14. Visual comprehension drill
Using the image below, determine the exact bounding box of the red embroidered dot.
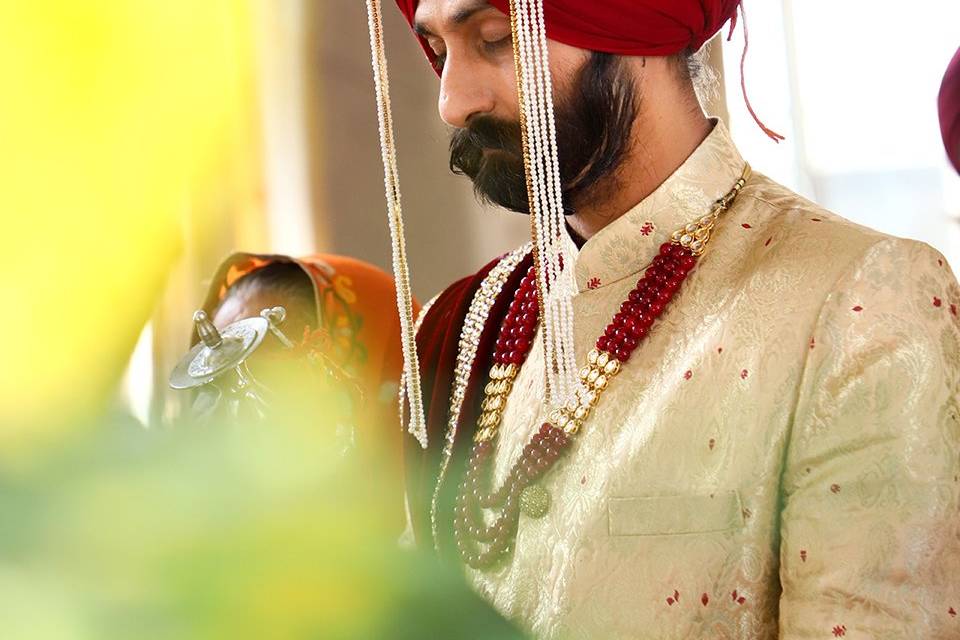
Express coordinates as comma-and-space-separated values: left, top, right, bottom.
764, 237, 772, 247
588, 277, 601, 290
741, 223, 752, 229
949, 607, 956, 617
933, 296, 943, 308
852, 305, 863, 312
809, 337, 816, 350
640, 221, 654, 236
740, 369, 749, 379
939, 258, 944, 267
684, 370, 693, 380
951, 304, 958, 316
701, 593, 709, 606
832, 625, 847, 637
718, 347, 723, 354
830, 484, 841, 494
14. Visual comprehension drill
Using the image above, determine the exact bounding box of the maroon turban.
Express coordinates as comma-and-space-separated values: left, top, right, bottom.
396, 0, 741, 65
939, 47, 960, 174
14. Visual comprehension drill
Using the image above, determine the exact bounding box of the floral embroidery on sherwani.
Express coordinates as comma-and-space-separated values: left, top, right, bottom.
450, 121, 960, 639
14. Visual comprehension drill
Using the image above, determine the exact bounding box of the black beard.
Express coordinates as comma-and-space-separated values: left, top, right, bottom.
448, 52, 639, 215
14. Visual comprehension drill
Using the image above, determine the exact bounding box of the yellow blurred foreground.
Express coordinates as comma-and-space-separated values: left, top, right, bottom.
0, 0, 254, 448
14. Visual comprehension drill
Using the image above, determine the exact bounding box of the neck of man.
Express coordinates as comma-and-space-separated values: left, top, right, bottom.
565, 76, 713, 242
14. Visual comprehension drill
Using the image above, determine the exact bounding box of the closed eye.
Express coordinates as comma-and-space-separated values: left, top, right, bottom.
483, 35, 512, 54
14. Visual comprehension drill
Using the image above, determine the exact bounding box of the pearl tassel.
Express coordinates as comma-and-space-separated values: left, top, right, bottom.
511, 0, 580, 408
365, 0, 427, 448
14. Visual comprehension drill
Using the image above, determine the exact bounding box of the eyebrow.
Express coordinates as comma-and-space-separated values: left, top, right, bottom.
414, 0, 492, 38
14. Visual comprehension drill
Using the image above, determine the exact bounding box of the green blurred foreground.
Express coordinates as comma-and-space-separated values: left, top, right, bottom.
0, 408, 526, 640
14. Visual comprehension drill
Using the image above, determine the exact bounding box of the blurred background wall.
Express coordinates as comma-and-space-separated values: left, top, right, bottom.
125, 0, 960, 426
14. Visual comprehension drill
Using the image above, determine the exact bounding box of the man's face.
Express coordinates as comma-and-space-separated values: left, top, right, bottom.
414, 0, 587, 128
414, 0, 636, 214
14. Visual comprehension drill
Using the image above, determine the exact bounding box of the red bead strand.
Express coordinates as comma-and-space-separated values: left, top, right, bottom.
455, 243, 699, 569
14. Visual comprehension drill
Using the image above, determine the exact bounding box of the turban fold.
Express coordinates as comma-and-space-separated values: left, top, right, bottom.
395, 0, 741, 67
939, 47, 960, 174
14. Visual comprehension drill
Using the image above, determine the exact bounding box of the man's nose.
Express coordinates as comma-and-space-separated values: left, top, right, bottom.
438, 56, 496, 129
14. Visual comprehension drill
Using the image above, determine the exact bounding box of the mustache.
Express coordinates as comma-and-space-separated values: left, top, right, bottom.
448, 116, 531, 213
450, 116, 523, 155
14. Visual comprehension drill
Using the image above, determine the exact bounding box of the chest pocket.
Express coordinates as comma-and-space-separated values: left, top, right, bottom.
607, 490, 745, 536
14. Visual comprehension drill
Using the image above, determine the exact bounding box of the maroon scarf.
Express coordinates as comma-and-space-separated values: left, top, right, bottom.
406, 252, 534, 558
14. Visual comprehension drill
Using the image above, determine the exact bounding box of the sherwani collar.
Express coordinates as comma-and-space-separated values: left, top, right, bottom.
571, 119, 745, 293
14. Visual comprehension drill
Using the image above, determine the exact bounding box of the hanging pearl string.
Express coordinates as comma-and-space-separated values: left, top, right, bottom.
532, 0, 579, 403
365, 0, 426, 448
512, 0, 580, 408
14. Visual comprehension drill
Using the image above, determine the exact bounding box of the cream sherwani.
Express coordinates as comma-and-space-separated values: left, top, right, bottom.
459, 122, 960, 638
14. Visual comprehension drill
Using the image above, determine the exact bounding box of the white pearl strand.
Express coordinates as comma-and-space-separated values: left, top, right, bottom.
365, 0, 426, 448
514, 0, 580, 408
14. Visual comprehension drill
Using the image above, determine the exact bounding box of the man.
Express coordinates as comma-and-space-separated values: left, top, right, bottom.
385, 1, 960, 638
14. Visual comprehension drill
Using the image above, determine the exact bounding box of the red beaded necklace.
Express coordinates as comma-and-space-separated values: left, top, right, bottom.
453, 166, 750, 569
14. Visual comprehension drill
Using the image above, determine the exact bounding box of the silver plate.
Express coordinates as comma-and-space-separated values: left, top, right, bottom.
169, 317, 269, 389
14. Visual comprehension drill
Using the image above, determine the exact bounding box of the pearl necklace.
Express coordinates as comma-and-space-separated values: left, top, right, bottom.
453, 166, 751, 569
